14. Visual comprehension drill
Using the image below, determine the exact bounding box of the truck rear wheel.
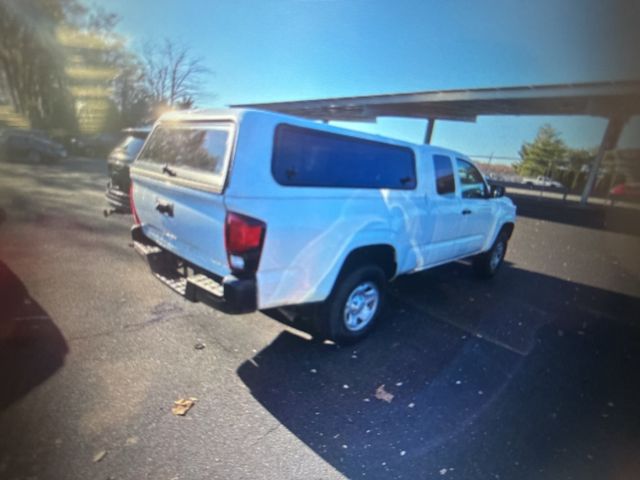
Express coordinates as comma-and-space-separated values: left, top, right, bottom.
315, 265, 387, 344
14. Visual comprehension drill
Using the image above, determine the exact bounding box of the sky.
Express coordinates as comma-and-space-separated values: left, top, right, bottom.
104, 0, 640, 163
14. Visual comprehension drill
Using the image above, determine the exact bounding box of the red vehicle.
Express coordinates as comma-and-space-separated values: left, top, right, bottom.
609, 182, 640, 204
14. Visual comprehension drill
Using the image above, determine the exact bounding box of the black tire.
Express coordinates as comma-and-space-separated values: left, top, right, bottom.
314, 265, 387, 344
473, 230, 509, 278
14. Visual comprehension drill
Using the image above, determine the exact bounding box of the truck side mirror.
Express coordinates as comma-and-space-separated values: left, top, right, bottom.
490, 185, 505, 198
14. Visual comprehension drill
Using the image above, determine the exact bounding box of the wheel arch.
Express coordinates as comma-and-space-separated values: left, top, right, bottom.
500, 222, 515, 239
482, 220, 515, 253
337, 244, 397, 283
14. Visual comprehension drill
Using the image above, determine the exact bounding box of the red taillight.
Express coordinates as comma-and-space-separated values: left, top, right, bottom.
129, 184, 140, 225
225, 212, 266, 275
225, 212, 264, 253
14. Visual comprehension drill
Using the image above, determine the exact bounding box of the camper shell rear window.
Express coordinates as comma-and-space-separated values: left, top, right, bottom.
134, 122, 234, 192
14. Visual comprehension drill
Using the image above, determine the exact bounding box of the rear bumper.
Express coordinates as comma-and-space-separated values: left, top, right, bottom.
131, 225, 257, 314
106, 182, 131, 211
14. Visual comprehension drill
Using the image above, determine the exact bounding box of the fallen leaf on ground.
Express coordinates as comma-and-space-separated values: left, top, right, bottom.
375, 385, 394, 403
172, 397, 197, 416
93, 450, 107, 463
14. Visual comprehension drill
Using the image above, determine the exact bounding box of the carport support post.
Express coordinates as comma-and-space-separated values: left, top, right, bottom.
580, 115, 627, 205
424, 118, 435, 144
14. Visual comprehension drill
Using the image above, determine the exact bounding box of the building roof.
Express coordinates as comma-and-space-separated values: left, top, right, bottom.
232, 80, 640, 123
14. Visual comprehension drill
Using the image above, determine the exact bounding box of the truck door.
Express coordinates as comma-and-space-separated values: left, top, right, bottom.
421, 154, 465, 267
455, 157, 495, 256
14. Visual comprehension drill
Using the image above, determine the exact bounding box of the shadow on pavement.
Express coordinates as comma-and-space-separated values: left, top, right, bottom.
239, 264, 640, 479
392, 261, 640, 354
0, 260, 68, 411
510, 193, 640, 237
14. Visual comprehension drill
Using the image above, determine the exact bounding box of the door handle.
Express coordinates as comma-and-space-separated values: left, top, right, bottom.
162, 164, 176, 177
155, 200, 174, 217
462, 209, 472, 215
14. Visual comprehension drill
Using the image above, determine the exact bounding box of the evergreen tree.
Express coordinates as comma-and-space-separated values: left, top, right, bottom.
516, 124, 568, 177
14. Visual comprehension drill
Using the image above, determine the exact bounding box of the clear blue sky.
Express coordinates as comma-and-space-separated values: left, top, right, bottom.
105, 0, 640, 163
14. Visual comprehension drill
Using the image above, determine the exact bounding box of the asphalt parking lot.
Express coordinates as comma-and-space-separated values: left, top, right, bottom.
1, 156, 639, 480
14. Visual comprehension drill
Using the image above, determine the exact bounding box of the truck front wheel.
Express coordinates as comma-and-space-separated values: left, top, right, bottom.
473, 231, 509, 278
315, 265, 387, 344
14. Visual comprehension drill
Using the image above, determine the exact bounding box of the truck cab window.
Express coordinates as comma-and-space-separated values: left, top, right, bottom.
433, 154, 455, 197
456, 158, 488, 199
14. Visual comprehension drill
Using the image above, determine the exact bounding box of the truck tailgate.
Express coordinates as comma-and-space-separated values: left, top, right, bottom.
132, 175, 230, 276
129, 121, 235, 277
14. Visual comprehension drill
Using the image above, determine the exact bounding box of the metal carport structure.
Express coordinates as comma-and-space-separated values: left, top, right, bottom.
232, 80, 640, 204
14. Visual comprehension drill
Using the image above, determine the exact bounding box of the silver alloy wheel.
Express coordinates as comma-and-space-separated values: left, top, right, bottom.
343, 281, 379, 332
490, 240, 505, 271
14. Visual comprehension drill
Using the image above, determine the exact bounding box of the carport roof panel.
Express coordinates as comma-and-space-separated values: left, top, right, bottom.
231, 80, 640, 122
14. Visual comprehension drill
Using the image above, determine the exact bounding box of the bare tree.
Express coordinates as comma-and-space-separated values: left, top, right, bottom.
111, 53, 150, 126
142, 39, 210, 110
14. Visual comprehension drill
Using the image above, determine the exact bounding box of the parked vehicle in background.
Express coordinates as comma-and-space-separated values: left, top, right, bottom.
609, 181, 640, 204
522, 175, 565, 189
70, 132, 122, 158
105, 127, 151, 212
130, 109, 516, 344
0, 129, 67, 163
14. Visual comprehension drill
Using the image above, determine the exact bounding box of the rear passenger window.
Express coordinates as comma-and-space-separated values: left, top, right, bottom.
272, 124, 416, 190
433, 154, 455, 196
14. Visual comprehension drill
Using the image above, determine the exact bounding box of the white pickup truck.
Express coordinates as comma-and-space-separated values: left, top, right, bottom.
130, 109, 516, 343
522, 175, 565, 189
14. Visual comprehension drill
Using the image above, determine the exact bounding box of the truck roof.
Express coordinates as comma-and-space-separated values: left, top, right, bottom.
157, 108, 468, 161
